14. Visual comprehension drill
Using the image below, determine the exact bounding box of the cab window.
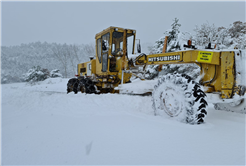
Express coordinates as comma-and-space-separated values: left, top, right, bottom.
127, 33, 135, 55
102, 33, 110, 52
111, 31, 123, 56
97, 38, 102, 63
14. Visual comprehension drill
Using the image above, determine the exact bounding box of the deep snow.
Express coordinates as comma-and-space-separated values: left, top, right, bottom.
1, 78, 245, 165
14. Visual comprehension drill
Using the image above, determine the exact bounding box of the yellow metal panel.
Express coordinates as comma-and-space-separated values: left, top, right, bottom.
91, 59, 96, 74
77, 63, 82, 76
200, 63, 221, 92
182, 51, 192, 62
117, 70, 132, 84
221, 90, 233, 99
147, 52, 182, 65
221, 51, 235, 98
146, 50, 220, 65
212, 65, 221, 92
203, 51, 220, 65
96, 57, 103, 74
115, 58, 122, 71
201, 63, 216, 83
182, 50, 220, 65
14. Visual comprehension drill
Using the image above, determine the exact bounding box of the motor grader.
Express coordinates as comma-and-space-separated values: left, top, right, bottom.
67, 26, 246, 124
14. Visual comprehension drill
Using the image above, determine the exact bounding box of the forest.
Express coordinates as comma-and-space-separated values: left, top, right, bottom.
1, 19, 245, 84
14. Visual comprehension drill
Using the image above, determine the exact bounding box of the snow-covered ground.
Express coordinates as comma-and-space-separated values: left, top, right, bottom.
1, 78, 245, 165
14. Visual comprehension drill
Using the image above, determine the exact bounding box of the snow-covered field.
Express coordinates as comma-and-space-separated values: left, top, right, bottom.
1, 78, 245, 165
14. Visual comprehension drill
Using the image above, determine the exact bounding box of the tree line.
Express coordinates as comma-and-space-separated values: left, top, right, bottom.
1, 19, 245, 83
1, 42, 95, 83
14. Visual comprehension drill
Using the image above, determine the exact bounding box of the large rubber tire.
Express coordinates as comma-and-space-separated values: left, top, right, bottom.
214, 99, 246, 114
77, 78, 86, 93
67, 78, 79, 94
152, 74, 208, 124
84, 78, 96, 94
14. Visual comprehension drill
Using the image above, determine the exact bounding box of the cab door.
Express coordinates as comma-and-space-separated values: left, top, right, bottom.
101, 33, 110, 72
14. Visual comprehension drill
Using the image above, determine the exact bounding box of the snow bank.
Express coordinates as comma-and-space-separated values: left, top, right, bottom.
116, 78, 158, 94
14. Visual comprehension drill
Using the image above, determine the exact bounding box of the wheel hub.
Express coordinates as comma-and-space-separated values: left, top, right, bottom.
161, 87, 182, 117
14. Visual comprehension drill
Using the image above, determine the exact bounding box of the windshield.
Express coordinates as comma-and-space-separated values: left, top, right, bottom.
111, 31, 123, 56
111, 31, 135, 56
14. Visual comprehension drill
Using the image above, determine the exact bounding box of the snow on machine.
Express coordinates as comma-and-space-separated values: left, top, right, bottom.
67, 26, 246, 124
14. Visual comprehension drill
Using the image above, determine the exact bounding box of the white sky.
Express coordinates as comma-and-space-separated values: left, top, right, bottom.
1, 1, 245, 46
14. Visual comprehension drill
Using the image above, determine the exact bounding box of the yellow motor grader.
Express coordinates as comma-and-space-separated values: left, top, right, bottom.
67, 26, 246, 124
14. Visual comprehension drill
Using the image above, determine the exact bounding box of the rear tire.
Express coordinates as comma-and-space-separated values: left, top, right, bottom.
84, 78, 96, 94
77, 77, 86, 93
67, 78, 79, 94
152, 74, 208, 124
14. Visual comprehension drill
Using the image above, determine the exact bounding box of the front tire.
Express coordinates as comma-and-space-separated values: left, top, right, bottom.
152, 74, 208, 124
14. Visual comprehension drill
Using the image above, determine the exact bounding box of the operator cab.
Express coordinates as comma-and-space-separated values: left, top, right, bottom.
111, 30, 135, 56
95, 27, 136, 73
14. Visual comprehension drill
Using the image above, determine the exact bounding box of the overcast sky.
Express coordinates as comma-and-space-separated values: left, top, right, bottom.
1, 1, 245, 47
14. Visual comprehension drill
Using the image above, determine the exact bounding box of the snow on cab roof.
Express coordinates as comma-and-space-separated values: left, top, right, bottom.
95, 26, 136, 38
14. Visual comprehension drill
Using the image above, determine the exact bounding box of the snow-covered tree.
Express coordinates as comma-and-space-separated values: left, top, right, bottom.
228, 21, 246, 49
150, 18, 181, 54
228, 21, 246, 38
216, 26, 231, 49
193, 21, 246, 49
2, 20, 245, 84
144, 65, 159, 80
147, 18, 199, 80
194, 22, 218, 46
23, 66, 49, 83
167, 18, 181, 42
50, 69, 63, 78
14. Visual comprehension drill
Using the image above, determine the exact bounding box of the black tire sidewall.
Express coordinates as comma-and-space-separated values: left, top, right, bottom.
152, 74, 207, 124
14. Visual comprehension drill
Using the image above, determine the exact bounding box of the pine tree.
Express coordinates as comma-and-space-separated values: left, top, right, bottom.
168, 18, 181, 44
150, 18, 182, 54
147, 18, 200, 80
